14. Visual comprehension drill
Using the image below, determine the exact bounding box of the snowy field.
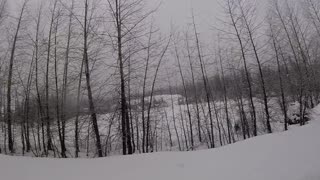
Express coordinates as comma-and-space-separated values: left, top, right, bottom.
0, 94, 293, 157
0, 94, 310, 157
1, 104, 320, 180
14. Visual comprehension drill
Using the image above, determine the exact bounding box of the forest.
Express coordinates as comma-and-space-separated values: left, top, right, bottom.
0, 0, 319, 159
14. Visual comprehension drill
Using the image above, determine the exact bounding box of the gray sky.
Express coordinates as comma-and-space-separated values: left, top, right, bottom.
148, 0, 270, 46
150, 0, 222, 37
8, 0, 268, 36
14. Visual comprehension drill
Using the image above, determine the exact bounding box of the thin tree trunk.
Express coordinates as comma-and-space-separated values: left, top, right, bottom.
174, 40, 194, 149
179, 104, 188, 150
34, 4, 45, 155
167, 74, 181, 151
6, 0, 27, 153
83, 0, 103, 157
75, 57, 84, 158
269, 23, 288, 131
218, 49, 232, 143
186, 33, 202, 143
141, 23, 154, 153
145, 37, 171, 152
45, 0, 59, 153
61, 0, 74, 158
114, 0, 132, 155
53, 15, 67, 158
164, 109, 173, 148
128, 55, 135, 153
23, 51, 35, 153
192, 13, 215, 148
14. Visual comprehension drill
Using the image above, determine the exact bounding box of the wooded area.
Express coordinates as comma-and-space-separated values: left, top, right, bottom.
0, 0, 319, 158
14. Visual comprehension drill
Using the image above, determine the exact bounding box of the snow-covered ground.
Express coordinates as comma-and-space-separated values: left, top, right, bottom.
0, 95, 310, 157
1, 104, 320, 180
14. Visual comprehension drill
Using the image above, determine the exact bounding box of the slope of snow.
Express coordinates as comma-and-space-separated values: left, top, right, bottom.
1, 106, 320, 180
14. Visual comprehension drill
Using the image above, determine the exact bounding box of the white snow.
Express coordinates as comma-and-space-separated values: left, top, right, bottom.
1, 105, 320, 180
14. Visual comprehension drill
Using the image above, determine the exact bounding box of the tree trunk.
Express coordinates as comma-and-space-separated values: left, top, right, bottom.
192, 13, 215, 148
269, 23, 288, 131
83, 0, 103, 157
186, 33, 202, 143
6, 0, 27, 153
174, 40, 194, 149
167, 74, 181, 151
218, 49, 232, 143
145, 37, 171, 152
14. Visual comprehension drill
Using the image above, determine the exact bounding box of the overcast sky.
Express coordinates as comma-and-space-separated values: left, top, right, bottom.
151, 0, 221, 30
147, 0, 226, 41
8, 0, 269, 36
151, 0, 269, 35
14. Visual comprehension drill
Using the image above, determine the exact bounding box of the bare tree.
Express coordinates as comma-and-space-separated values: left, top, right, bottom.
268, 17, 288, 131
174, 37, 194, 149
237, 0, 272, 133
224, 0, 257, 136
167, 71, 181, 151
44, 0, 59, 154
145, 36, 171, 152
83, 0, 103, 157
218, 46, 232, 143
59, 0, 75, 158
272, 0, 307, 126
185, 32, 202, 143
6, 0, 28, 154
107, 0, 157, 154
141, 22, 155, 153
192, 12, 215, 148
